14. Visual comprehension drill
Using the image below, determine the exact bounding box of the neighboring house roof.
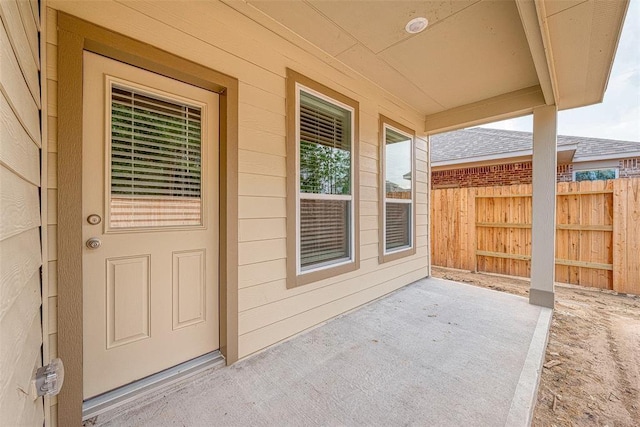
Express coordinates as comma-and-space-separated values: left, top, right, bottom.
571, 135, 640, 161
431, 128, 640, 167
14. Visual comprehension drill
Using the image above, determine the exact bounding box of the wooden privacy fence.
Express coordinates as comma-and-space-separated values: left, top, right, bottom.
431, 178, 640, 295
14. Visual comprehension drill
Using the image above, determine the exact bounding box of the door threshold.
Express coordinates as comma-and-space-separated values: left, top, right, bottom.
82, 351, 225, 421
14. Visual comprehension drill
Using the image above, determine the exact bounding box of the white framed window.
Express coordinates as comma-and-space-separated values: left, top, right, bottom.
286, 69, 360, 288
573, 168, 619, 181
379, 116, 416, 263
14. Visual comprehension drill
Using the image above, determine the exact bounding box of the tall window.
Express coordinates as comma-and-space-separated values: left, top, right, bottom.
286, 69, 359, 288
379, 116, 415, 263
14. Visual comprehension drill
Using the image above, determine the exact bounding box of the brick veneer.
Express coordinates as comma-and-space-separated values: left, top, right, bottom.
620, 158, 640, 178
431, 157, 640, 188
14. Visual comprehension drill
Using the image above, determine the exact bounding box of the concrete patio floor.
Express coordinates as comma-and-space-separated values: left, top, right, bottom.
92, 277, 552, 427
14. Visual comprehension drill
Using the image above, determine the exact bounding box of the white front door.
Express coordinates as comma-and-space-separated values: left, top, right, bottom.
82, 52, 219, 399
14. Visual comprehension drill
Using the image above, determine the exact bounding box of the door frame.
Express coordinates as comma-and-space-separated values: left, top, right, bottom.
56, 12, 239, 426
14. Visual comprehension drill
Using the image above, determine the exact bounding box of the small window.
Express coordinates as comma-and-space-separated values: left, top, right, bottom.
573, 168, 618, 181
379, 116, 416, 263
108, 82, 205, 229
286, 69, 359, 288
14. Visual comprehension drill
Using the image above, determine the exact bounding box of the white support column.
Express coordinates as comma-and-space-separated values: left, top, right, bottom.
530, 105, 557, 308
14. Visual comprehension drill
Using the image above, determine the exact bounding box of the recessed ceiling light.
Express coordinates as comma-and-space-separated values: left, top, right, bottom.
405, 17, 429, 34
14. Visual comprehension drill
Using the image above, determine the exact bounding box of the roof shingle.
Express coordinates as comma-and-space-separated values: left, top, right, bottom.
431, 128, 640, 163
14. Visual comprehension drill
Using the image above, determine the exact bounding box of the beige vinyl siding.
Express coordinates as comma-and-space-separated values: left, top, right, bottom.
46, 0, 429, 392
42, 8, 59, 423
0, 0, 44, 426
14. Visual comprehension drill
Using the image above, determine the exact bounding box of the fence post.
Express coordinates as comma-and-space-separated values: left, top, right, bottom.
613, 178, 640, 294
613, 179, 623, 292
470, 188, 477, 272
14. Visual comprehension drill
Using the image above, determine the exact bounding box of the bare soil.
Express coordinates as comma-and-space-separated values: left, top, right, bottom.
431, 266, 640, 427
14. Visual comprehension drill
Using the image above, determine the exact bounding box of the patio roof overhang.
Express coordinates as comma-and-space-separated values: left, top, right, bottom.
221, 0, 628, 310
223, 0, 629, 134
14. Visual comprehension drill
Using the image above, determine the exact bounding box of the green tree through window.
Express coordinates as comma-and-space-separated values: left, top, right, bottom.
300, 142, 350, 195
574, 169, 617, 181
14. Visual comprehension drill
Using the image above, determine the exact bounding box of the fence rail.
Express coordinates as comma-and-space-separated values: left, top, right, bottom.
430, 178, 640, 295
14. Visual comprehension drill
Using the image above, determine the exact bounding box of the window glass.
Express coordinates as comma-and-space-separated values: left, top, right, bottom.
385, 128, 412, 199
298, 90, 353, 270
574, 169, 617, 181
300, 199, 350, 268
299, 91, 351, 195
109, 84, 203, 228
385, 203, 411, 251
384, 125, 413, 252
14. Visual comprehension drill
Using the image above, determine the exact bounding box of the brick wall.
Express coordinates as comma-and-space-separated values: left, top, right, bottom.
557, 164, 573, 182
620, 157, 640, 178
431, 157, 640, 188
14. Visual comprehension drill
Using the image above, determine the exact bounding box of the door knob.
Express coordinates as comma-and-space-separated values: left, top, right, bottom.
86, 238, 102, 249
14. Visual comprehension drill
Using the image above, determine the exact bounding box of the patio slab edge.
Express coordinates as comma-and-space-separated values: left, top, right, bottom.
505, 306, 553, 427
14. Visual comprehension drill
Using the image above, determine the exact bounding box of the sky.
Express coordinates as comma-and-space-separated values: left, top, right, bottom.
386, 139, 412, 189
480, 0, 640, 142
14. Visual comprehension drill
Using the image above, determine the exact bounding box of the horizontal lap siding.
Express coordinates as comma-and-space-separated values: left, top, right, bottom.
239, 267, 427, 356
44, 8, 60, 423
46, 0, 429, 374
0, 0, 43, 425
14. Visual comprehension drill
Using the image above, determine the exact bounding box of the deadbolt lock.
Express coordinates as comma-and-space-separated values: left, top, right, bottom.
87, 214, 102, 225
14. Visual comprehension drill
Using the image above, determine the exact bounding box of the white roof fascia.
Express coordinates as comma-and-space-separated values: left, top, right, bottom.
432, 144, 577, 168
516, 0, 555, 105
432, 155, 533, 171
572, 159, 621, 170
533, 0, 560, 104
432, 149, 534, 167
574, 152, 640, 163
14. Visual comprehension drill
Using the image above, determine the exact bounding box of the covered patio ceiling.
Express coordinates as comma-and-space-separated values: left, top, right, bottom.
224, 0, 629, 133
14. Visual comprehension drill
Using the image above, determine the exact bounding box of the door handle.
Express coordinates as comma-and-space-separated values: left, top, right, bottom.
86, 238, 102, 250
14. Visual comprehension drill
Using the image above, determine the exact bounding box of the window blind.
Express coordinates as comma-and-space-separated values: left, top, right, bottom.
299, 102, 349, 151
385, 202, 411, 250
299, 91, 351, 195
111, 86, 202, 198
109, 85, 203, 228
298, 90, 353, 270
300, 199, 350, 268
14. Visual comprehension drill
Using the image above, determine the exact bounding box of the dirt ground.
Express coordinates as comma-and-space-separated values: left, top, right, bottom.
431, 266, 640, 427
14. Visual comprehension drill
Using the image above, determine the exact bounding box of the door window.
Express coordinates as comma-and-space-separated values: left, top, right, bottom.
109, 82, 204, 229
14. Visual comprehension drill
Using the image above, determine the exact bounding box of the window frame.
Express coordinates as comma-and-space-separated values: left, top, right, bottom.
286, 69, 360, 289
572, 167, 619, 181
378, 115, 416, 264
